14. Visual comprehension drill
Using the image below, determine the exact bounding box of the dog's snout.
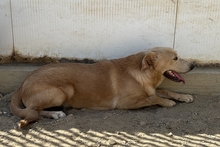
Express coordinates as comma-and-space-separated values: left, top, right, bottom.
190, 64, 195, 70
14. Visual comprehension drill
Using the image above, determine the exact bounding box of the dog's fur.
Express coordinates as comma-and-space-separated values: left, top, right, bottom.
10, 47, 195, 128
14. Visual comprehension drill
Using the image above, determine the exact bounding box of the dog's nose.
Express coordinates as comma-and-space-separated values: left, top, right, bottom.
190, 64, 195, 70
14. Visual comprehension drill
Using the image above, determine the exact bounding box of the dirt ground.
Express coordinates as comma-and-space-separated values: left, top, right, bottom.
0, 93, 220, 147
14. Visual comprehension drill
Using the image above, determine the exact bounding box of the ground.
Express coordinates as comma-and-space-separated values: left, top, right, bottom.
0, 93, 220, 147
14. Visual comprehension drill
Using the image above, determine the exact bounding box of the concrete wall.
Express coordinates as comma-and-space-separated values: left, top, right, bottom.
1, 0, 220, 62
174, 0, 220, 63
0, 0, 13, 57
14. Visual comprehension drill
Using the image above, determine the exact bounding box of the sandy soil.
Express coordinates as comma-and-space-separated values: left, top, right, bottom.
0, 93, 220, 147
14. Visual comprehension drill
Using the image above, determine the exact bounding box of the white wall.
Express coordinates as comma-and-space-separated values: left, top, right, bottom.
1, 0, 220, 62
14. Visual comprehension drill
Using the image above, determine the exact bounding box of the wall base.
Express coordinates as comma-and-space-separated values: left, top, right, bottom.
0, 64, 219, 95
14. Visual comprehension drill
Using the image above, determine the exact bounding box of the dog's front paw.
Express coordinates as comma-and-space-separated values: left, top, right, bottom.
176, 94, 194, 103
162, 99, 176, 107
183, 94, 194, 103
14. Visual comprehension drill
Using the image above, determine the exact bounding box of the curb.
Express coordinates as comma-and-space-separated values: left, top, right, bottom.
0, 64, 219, 95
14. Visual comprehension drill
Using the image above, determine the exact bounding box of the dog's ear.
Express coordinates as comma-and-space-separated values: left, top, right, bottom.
141, 51, 158, 71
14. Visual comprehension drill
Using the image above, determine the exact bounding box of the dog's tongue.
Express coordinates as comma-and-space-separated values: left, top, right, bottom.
173, 72, 185, 84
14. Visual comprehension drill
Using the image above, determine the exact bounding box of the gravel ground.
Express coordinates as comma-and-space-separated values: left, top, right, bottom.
0, 93, 220, 147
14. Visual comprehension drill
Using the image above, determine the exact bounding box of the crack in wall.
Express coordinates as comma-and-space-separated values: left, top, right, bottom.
9, 0, 15, 56
173, 0, 179, 49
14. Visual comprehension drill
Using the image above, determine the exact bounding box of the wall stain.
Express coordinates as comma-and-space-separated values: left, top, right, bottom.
0, 51, 96, 64
0, 51, 220, 67
190, 60, 220, 67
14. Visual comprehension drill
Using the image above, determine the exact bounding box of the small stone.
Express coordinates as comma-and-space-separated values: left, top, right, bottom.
67, 114, 73, 117
81, 108, 87, 111
108, 139, 117, 145
122, 140, 127, 144
167, 132, 173, 137
140, 121, 147, 126
116, 131, 121, 135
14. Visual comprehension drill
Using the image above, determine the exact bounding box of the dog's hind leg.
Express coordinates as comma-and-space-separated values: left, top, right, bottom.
38, 85, 75, 119
19, 86, 72, 128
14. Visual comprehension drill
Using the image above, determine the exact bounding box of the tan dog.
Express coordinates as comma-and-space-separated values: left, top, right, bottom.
10, 47, 195, 128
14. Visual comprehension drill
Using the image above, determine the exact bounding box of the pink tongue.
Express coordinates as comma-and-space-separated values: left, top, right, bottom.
173, 72, 185, 84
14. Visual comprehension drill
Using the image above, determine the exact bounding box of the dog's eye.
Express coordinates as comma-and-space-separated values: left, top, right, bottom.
173, 57, 178, 60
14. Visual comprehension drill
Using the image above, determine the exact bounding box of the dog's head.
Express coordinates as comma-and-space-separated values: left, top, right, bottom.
141, 47, 195, 84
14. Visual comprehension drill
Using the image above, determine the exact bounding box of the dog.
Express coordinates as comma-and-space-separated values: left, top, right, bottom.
10, 47, 195, 128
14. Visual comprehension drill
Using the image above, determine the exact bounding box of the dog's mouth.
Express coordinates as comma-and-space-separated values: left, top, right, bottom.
163, 70, 185, 84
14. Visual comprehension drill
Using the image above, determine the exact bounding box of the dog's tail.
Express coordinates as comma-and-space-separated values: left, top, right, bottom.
10, 88, 39, 128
